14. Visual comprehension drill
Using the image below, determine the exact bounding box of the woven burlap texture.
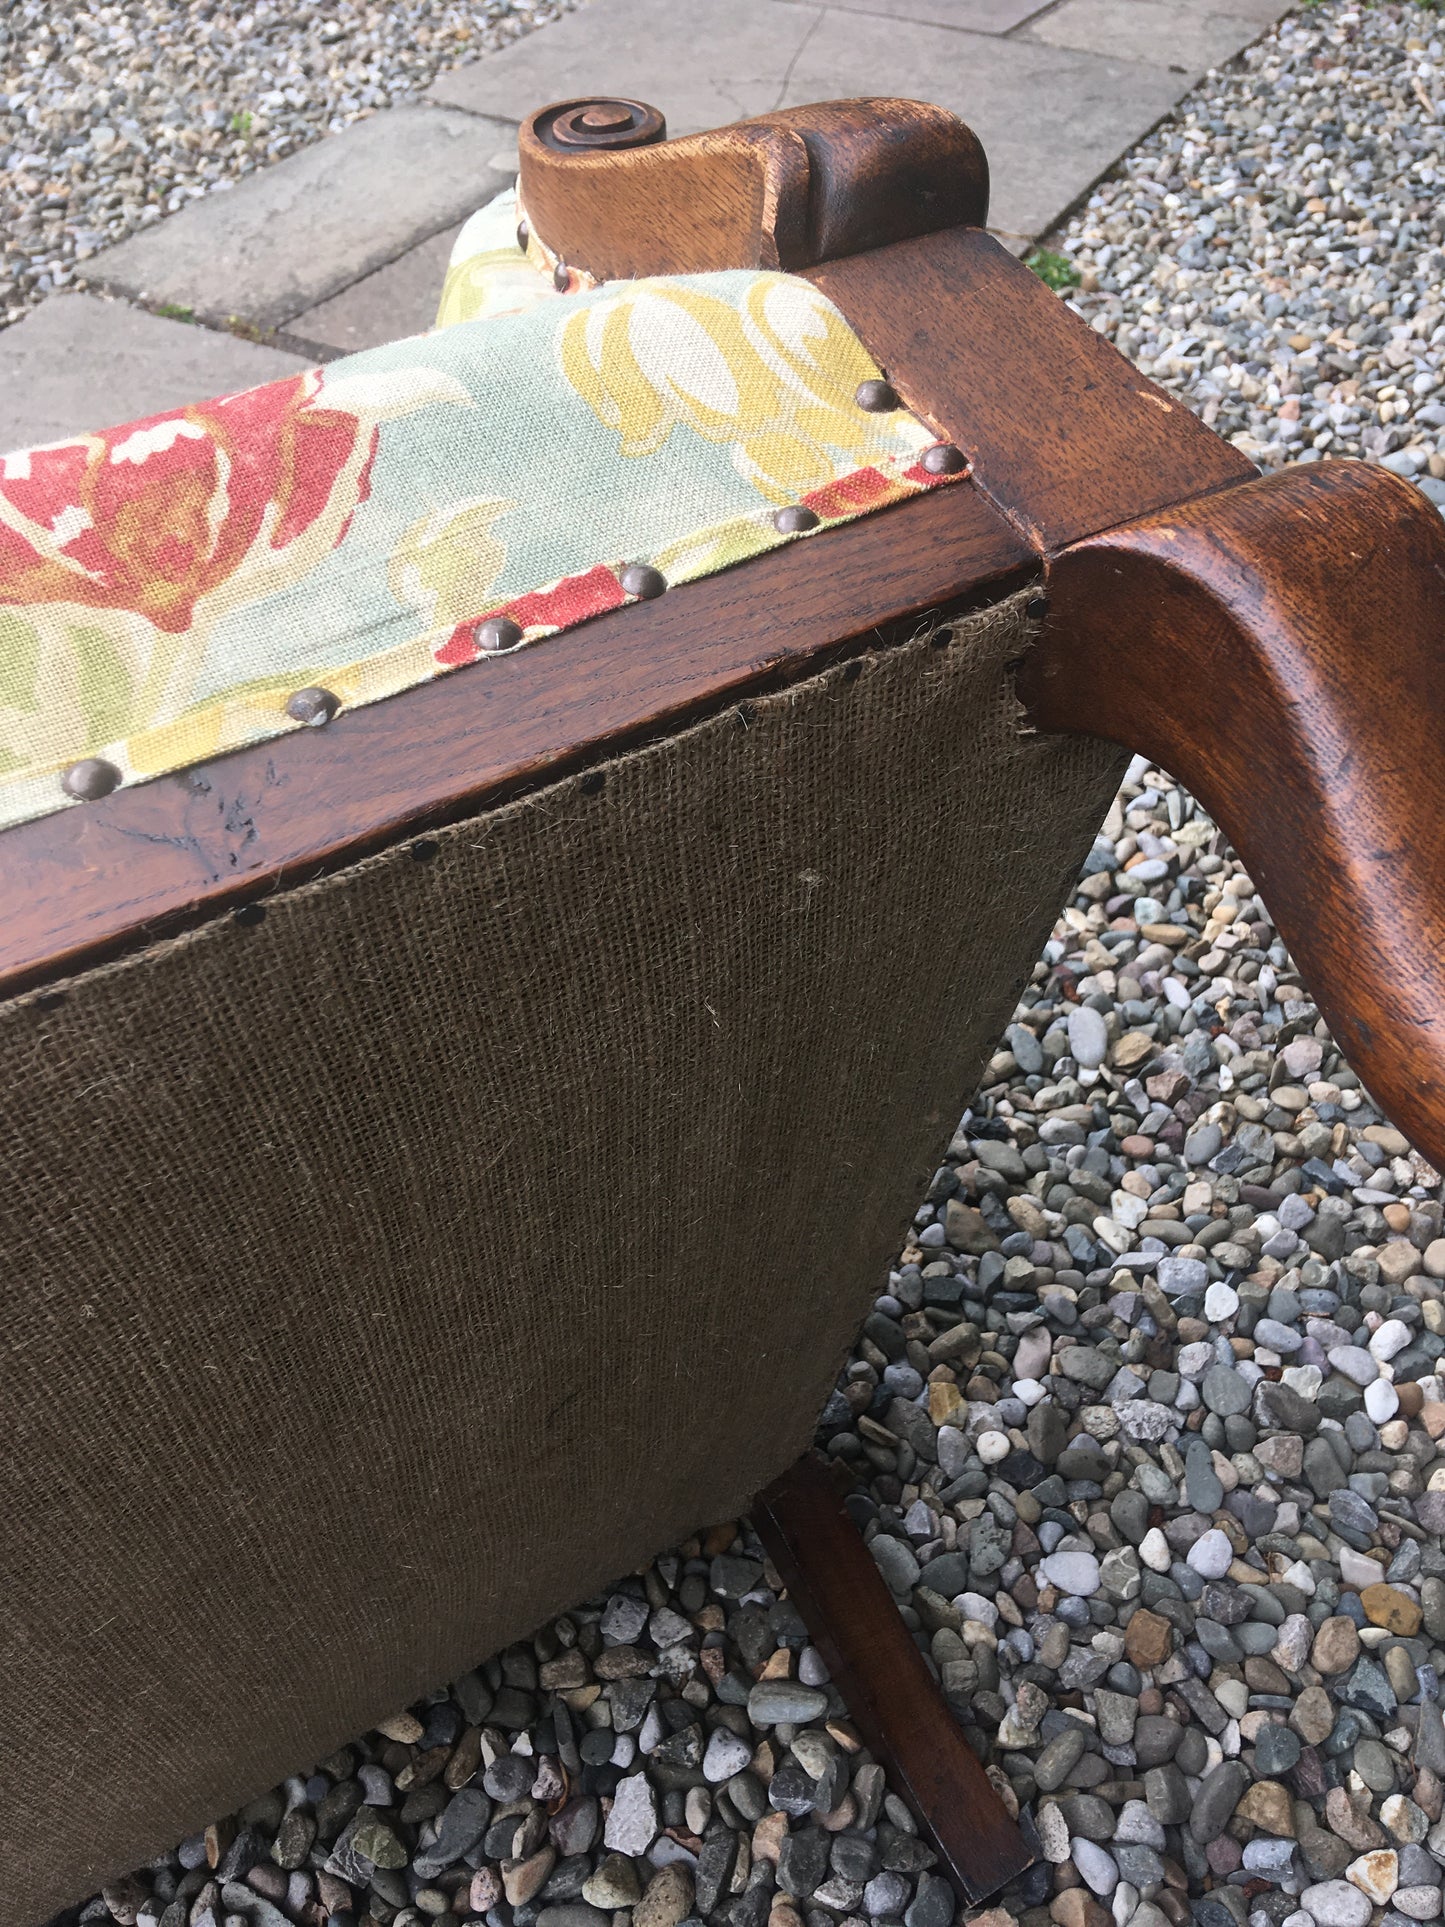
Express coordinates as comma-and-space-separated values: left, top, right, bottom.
0, 590, 1123, 1923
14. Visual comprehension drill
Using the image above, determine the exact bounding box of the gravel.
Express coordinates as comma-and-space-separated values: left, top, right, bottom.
0, 0, 577, 328
1054, 0, 1445, 508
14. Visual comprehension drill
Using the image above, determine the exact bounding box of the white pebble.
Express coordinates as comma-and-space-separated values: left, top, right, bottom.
1340, 1545, 1388, 1589
1273, 1613, 1312, 1671
1040, 1548, 1102, 1596
1186, 1529, 1233, 1579
1204, 1281, 1239, 1322
1365, 1377, 1400, 1424
1370, 1318, 1412, 1362
1302, 1880, 1374, 1927
1139, 1527, 1171, 1572
1071, 1838, 1118, 1897
976, 1430, 1011, 1465
1395, 1889, 1443, 1921
1036, 1802, 1071, 1863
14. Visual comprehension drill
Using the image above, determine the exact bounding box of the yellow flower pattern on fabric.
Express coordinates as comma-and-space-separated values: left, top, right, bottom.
435, 186, 581, 328
557, 274, 915, 503
388, 498, 512, 630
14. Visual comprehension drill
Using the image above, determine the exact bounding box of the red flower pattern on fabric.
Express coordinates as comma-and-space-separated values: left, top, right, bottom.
439, 564, 630, 666
0, 376, 374, 633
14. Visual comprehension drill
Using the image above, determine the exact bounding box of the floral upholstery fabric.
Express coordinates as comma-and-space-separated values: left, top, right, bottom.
436, 185, 589, 326
0, 194, 958, 832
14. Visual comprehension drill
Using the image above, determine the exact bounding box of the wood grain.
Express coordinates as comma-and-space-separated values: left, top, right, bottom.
1020, 459, 1445, 1173
518, 97, 987, 278
807, 226, 1253, 551
0, 481, 1031, 997
754, 1452, 1036, 1904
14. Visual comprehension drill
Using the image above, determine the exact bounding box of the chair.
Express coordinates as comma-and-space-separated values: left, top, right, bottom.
3, 95, 1443, 1926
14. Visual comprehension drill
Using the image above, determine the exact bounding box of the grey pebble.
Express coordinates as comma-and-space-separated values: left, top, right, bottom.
747, 1682, 829, 1727
1068, 1005, 1110, 1069
1202, 1364, 1252, 1416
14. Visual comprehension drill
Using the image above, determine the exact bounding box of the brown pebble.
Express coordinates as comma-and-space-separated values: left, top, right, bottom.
375, 1710, 425, 1744
1362, 1581, 1423, 1635
973, 1910, 1018, 1927
1051, 1889, 1110, 1927
1125, 1607, 1173, 1670
1398, 1380, 1425, 1417
818, 1792, 857, 1832
637, 1865, 696, 1927
318, 1875, 355, 1915
1311, 1615, 1360, 1674
1244, 1656, 1291, 1695
1291, 1685, 1335, 1746
446, 1725, 483, 1791
1236, 1780, 1295, 1835
1326, 1785, 1388, 1851
504, 1848, 557, 1906
752, 1813, 788, 1864
246, 1864, 289, 1903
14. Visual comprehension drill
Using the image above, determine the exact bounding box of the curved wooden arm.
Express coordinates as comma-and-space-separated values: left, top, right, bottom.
1019, 459, 1445, 1170
517, 96, 988, 278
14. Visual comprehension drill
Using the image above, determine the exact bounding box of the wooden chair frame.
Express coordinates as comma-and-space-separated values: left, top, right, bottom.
9, 96, 1445, 1907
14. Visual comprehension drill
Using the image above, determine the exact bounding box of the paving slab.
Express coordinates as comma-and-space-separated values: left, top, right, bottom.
1022, 0, 1272, 73
289, 224, 462, 357
88, 105, 517, 333
0, 295, 312, 451
1172, 0, 1293, 22
779, 11, 1194, 238
808, 0, 1057, 34
428, 0, 825, 137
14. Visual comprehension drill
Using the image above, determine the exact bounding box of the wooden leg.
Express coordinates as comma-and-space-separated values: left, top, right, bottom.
752, 1452, 1036, 1906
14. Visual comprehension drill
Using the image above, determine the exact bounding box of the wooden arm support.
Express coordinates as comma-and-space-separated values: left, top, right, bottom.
1020, 460, 1445, 1173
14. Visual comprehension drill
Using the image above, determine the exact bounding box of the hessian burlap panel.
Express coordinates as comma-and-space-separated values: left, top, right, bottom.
0, 590, 1124, 1921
